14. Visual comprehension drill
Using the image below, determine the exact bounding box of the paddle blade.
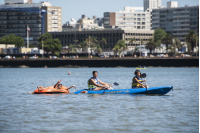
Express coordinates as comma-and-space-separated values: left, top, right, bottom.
113, 82, 119, 86
141, 73, 147, 78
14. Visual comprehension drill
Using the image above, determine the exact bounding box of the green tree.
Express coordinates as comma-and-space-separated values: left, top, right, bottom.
145, 38, 157, 54
84, 36, 99, 56
139, 39, 144, 57
52, 38, 62, 54
78, 42, 87, 57
95, 44, 102, 55
113, 40, 126, 56
172, 37, 181, 56
38, 33, 62, 55
178, 43, 185, 54
128, 37, 136, 51
29, 44, 36, 48
185, 30, 199, 53
0, 34, 24, 48
100, 38, 107, 49
162, 33, 173, 53
153, 28, 166, 43
130, 47, 139, 57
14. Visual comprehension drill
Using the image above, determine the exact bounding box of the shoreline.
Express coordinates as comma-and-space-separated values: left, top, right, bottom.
0, 58, 198, 68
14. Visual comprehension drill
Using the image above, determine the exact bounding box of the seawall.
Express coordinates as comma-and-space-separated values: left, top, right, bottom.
0, 58, 198, 67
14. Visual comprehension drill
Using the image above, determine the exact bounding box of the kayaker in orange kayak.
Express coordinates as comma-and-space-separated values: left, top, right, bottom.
27, 80, 76, 94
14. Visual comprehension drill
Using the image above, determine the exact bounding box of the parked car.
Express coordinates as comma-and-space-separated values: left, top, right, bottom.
51, 56, 57, 59
157, 54, 166, 57
29, 56, 37, 59
184, 54, 190, 57
68, 56, 76, 58
4, 55, 11, 59
99, 55, 109, 58
150, 55, 154, 57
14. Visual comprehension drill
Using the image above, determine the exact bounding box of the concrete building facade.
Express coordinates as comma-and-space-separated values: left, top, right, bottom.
152, 3, 199, 42
49, 29, 154, 51
0, 1, 62, 45
104, 7, 151, 30
144, 0, 161, 11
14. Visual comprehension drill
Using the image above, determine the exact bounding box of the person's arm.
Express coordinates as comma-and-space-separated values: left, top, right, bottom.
142, 80, 146, 82
91, 79, 104, 87
134, 78, 144, 85
99, 80, 113, 86
54, 79, 62, 88
66, 85, 76, 90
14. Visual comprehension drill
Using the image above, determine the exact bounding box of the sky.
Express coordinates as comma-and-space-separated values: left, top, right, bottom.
0, 0, 199, 24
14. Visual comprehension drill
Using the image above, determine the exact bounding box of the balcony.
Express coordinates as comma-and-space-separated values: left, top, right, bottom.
152, 12, 160, 15
173, 19, 190, 22
152, 25, 160, 27
152, 20, 160, 23
152, 16, 160, 19
173, 28, 190, 31
173, 32, 187, 35
173, 11, 190, 13
173, 15, 190, 18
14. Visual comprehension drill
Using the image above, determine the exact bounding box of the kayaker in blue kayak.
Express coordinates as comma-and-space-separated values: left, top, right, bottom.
132, 70, 147, 88
88, 71, 113, 90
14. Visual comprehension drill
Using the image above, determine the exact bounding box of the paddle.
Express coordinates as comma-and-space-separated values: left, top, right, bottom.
102, 82, 119, 93
112, 82, 119, 86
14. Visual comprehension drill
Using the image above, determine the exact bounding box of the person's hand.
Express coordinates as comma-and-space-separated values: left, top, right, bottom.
143, 80, 146, 82
58, 79, 62, 83
71, 85, 76, 88
109, 84, 113, 87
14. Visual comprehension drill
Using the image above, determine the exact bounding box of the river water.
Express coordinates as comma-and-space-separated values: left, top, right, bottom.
0, 68, 199, 133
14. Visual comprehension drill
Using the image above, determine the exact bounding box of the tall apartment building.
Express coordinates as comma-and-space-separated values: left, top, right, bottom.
104, 7, 151, 30
0, 1, 62, 45
152, 2, 199, 42
144, 0, 161, 11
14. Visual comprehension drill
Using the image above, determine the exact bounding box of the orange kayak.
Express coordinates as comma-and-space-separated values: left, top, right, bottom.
33, 86, 69, 94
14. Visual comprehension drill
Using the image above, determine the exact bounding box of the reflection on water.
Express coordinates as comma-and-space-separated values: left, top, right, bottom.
0, 68, 199, 133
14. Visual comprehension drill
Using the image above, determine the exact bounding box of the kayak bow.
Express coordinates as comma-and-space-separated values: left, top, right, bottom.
74, 86, 173, 95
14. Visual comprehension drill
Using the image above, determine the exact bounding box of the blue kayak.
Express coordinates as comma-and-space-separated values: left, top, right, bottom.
74, 86, 173, 95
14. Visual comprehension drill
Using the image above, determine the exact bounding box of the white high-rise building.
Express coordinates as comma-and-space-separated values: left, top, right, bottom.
144, 0, 161, 11
167, 1, 178, 8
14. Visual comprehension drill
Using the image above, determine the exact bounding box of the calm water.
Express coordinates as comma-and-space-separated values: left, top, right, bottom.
0, 68, 199, 133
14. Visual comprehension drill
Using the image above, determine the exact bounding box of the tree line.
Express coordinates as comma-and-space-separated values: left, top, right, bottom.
0, 29, 198, 56
128, 28, 199, 55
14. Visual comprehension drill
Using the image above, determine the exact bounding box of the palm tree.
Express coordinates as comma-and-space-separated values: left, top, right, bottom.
84, 36, 93, 57
95, 44, 102, 55
178, 43, 185, 54
113, 40, 126, 57
172, 37, 181, 56
145, 38, 157, 54
74, 39, 79, 47
185, 30, 199, 53
100, 38, 107, 50
128, 37, 136, 51
162, 33, 173, 53
78, 42, 87, 57
139, 39, 144, 57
